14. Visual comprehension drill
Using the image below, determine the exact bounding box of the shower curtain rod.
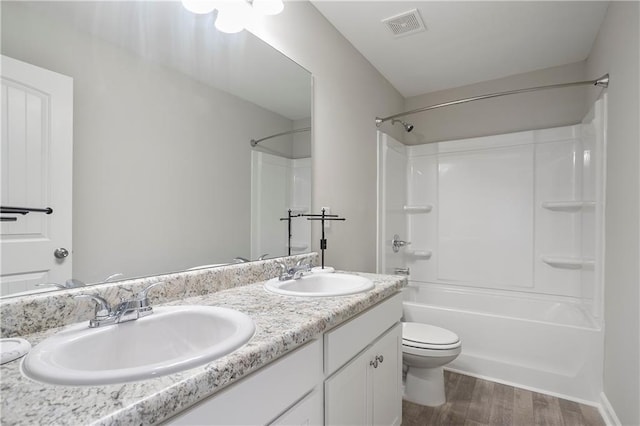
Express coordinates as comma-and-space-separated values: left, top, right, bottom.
250, 127, 311, 147
375, 74, 609, 126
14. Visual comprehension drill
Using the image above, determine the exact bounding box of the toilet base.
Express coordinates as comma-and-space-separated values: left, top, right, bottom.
404, 366, 446, 407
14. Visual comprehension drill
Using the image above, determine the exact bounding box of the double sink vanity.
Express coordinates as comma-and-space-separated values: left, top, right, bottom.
0, 254, 406, 425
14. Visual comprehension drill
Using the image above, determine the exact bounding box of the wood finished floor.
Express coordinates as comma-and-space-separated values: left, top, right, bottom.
402, 371, 605, 426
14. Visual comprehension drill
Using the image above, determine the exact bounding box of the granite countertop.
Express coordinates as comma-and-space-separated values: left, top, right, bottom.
0, 272, 405, 425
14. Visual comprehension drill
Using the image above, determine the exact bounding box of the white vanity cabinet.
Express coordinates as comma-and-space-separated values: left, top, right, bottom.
167, 292, 403, 426
324, 293, 403, 426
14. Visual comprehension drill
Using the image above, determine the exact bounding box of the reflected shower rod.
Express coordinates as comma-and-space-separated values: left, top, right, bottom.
375, 74, 609, 126
250, 127, 311, 147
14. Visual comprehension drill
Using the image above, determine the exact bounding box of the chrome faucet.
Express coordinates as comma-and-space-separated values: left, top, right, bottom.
276, 260, 312, 281
74, 281, 165, 328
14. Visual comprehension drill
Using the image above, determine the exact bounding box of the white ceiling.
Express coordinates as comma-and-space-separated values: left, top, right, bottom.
311, 1, 609, 97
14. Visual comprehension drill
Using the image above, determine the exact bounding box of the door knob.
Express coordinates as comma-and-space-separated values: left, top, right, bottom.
54, 247, 69, 259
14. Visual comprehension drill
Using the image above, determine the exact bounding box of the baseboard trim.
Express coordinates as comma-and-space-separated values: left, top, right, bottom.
598, 392, 621, 426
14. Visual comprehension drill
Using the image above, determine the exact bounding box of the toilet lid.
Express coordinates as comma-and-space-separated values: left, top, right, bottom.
402, 322, 459, 346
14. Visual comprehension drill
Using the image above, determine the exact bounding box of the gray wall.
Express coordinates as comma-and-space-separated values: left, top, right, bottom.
586, 2, 640, 424
248, 2, 405, 272
401, 60, 588, 144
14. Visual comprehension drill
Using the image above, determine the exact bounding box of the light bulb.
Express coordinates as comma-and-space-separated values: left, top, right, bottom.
252, 0, 284, 16
181, 0, 216, 14
215, 0, 252, 33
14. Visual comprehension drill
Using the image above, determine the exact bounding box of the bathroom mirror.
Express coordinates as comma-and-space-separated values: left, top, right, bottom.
0, 1, 312, 297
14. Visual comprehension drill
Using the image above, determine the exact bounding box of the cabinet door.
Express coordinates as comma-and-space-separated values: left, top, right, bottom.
324, 348, 371, 426
371, 323, 402, 426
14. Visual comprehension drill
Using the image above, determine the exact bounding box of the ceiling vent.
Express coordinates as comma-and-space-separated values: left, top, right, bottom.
382, 9, 426, 38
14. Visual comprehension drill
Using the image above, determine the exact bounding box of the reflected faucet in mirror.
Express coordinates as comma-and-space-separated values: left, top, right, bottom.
232, 254, 270, 262
35, 273, 124, 291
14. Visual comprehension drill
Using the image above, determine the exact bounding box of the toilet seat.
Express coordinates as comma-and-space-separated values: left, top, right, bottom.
402, 322, 462, 407
402, 322, 461, 350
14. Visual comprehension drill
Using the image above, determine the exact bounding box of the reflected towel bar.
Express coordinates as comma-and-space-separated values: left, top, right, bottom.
1, 206, 53, 221
1, 206, 53, 214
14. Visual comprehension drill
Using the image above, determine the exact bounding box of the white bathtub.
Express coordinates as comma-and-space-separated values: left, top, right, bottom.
402, 282, 603, 403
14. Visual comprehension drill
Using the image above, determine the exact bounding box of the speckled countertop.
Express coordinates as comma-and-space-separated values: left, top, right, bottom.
0, 271, 405, 425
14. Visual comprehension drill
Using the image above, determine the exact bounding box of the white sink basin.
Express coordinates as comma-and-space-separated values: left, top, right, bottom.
264, 273, 374, 297
21, 306, 255, 386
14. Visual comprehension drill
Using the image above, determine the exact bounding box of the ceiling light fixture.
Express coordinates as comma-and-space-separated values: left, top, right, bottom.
182, 0, 284, 34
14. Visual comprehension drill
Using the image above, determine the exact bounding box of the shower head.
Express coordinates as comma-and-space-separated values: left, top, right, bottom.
392, 119, 414, 132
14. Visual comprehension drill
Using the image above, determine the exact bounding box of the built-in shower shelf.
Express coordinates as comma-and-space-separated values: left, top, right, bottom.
408, 250, 432, 259
403, 205, 433, 213
541, 201, 596, 212
541, 256, 595, 270
290, 242, 309, 251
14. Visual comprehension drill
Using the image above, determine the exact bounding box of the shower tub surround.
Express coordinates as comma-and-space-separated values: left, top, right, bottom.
378, 96, 606, 404
0, 255, 406, 425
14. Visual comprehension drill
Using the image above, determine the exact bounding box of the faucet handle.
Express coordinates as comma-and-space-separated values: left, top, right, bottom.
103, 273, 123, 283
137, 281, 165, 300
74, 294, 112, 320
135, 281, 165, 315
295, 259, 313, 268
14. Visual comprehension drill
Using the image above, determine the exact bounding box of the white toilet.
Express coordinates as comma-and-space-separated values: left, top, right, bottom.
402, 322, 462, 407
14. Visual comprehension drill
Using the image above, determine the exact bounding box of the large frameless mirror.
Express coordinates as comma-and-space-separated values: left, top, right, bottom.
0, 1, 312, 298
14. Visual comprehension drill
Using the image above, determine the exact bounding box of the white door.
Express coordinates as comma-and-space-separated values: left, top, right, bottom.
1, 55, 73, 296
376, 131, 408, 275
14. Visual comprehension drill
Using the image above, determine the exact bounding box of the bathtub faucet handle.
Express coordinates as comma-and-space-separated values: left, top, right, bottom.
392, 234, 411, 253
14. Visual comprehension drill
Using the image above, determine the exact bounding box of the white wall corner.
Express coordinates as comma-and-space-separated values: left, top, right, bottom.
599, 392, 622, 426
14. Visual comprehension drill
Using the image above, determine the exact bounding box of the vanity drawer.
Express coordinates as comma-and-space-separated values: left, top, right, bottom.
323, 292, 402, 376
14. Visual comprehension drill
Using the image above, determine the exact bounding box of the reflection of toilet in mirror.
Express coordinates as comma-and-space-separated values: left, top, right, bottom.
402, 322, 462, 406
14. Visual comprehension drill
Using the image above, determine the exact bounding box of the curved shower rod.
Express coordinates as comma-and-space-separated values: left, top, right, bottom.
250, 127, 311, 147
375, 74, 609, 126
